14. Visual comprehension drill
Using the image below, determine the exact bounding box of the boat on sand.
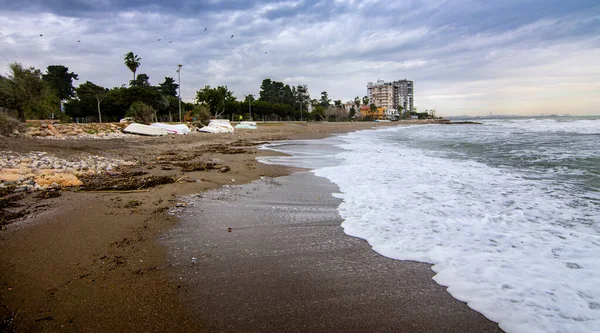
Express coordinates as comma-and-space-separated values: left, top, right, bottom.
235, 121, 257, 130
123, 123, 168, 136
197, 119, 235, 133
150, 123, 191, 135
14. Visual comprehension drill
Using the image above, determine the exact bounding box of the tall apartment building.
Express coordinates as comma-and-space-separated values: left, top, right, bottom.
367, 79, 394, 110
367, 79, 414, 114
393, 79, 414, 114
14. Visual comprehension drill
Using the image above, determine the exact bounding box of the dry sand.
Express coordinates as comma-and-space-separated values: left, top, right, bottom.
0, 121, 501, 332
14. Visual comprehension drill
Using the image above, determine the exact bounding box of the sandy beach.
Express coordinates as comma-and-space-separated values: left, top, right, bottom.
0, 121, 501, 332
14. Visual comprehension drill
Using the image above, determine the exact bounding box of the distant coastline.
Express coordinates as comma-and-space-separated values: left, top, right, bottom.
446, 114, 600, 121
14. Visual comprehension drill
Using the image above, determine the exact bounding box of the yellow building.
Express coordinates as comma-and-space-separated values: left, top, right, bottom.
359, 106, 386, 120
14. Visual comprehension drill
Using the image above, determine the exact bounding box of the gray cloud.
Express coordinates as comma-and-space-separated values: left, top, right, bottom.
1, 0, 599, 116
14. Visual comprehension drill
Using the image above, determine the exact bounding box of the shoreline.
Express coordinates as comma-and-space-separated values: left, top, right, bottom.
166, 170, 502, 332
0, 121, 501, 332
0, 122, 394, 332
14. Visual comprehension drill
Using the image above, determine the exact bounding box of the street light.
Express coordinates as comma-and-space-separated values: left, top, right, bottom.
177, 64, 182, 122
248, 95, 253, 120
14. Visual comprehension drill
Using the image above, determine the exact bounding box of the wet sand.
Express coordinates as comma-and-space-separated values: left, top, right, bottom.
0, 121, 502, 332
165, 172, 503, 332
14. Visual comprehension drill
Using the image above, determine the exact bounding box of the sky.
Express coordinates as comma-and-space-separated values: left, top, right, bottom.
0, 0, 599, 116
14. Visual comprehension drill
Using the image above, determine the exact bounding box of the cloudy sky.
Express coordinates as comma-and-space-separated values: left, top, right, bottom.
1, 0, 599, 116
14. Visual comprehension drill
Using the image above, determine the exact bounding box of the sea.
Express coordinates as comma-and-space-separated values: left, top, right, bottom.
258, 117, 600, 333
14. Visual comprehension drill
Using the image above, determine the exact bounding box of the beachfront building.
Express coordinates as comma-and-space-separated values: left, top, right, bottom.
366, 79, 414, 116
367, 80, 394, 110
358, 106, 386, 120
394, 79, 414, 116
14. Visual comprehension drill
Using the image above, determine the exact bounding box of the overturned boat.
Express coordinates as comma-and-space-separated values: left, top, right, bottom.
123, 123, 168, 136
235, 121, 257, 129
150, 123, 191, 135
197, 119, 234, 133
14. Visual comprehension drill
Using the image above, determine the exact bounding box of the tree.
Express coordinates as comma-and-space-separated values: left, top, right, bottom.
282, 84, 294, 105
362, 96, 369, 107
295, 84, 309, 112
259, 78, 273, 102
334, 100, 342, 107
130, 73, 150, 87
320, 91, 331, 107
369, 103, 377, 119
126, 101, 155, 124
124, 52, 142, 82
349, 106, 356, 119
0, 63, 47, 122
195, 85, 236, 117
42, 65, 78, 102
158, 77, 178, 97
354, 96, 361, 110
77, 81, 109, 122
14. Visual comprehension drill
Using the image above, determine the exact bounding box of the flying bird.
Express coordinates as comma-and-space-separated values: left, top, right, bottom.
264, 52, 268, 54
169, 40, 172, 43
158, 38, 162, 41
230, 35, 234, 38
77, 40, 80, 42
204, 28, 207, 31
39, 34, 43, 37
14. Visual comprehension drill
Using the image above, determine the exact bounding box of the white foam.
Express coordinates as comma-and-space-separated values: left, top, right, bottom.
485, 117, 600, 135
261, 123, 600, 333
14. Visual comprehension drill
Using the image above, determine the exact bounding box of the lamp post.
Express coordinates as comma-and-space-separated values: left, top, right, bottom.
248, 95, 252, 120
177, 64, 182, 122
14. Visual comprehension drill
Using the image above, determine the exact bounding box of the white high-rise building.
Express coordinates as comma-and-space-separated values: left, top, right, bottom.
367, 79, 394, 109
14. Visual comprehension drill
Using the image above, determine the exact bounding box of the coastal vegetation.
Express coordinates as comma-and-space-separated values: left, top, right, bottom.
0, 52, 404, 124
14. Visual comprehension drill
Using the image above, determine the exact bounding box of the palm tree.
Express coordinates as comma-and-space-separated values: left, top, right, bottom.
124, 52, 141, 82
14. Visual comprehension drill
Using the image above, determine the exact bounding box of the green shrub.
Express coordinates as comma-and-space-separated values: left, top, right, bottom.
193, 105, 211, 126
126, 102, 155, 124
0, 113, 23, 136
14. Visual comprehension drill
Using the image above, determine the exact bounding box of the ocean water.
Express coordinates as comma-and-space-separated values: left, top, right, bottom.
259, 117, 600, 333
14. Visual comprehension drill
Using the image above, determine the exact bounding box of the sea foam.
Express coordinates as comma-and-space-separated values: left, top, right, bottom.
260, 122, 600, 333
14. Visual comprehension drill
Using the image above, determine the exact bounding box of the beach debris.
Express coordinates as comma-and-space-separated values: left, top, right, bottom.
220, 166, 230, 173
124, 200, 142, 208
174, 162, 228, 172
46, 123, 63, 137
79, 173, 175, 191
230, 178, 235, 182
227, 227, 232, 232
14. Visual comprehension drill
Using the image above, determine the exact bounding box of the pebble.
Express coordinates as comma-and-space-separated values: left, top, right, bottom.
0, 150, 136, 193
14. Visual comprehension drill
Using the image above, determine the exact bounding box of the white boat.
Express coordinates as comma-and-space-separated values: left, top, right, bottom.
123, 123, 169, 136
197, 119, 234, 133
235, 121, 257, 130
150, 123, 191, 135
